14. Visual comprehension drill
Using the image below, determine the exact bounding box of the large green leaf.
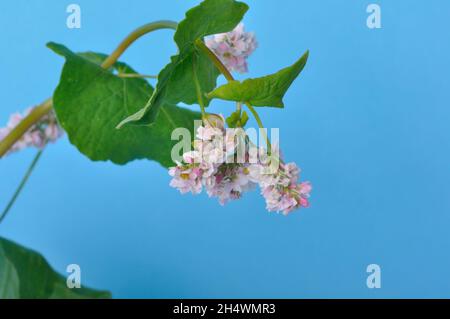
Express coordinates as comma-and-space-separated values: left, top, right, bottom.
207, 51, 309, 107
48, 42, 201, 167
0, 247, 20, 298
0, 237, 110, 299
118, 0, 248, 127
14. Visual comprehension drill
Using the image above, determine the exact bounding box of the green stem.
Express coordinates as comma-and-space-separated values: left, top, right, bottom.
192, 54, 207, 121
0, 20, 179, 158
0, 98, 52, 158
194, 39, 271, 149
0, 21, 179, 221
195, 39, 234, 82
236, 102, 242, 114
101, 20, 178, 69
117, 73, 158, 79
245, 102, 271, 147
0, 149, 44, 225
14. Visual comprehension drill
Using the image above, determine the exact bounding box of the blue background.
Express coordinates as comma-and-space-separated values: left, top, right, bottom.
1, 0, 450, 298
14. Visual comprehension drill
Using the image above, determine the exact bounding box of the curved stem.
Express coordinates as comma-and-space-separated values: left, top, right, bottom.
236, 102, 242, 114
0, 98, 52, 157
101, 20, 178, 69
194, 39, 271, 149
0, 149, 44, 225
117, 73, 158, 79
195, 39, 234, 82
245, 102, 270, 147
0, 20, 178, 158
192, 54, 207, 121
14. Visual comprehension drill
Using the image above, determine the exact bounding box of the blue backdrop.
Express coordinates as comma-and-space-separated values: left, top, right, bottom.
1, 0, 450, 298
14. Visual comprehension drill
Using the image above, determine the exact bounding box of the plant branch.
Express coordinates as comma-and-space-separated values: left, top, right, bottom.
0, 149, 44, 225
192, 54, 207, 120
0, 98, 52, 157
236, 102, 242, 113
0, 20, 179, 158
117, 73, 158, 79
195, 39, 234, 82
101, 20, 178, 69
194, 39, 271, 150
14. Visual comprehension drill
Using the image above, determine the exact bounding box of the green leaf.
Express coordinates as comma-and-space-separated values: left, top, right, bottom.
0, 246, 20, 298
0, 237, 110, 299
240, 110, 249, 126
226, 110, 240, 128
207, 51, 309, 107
118, 0, 248, 127
226, 110, 249, 128
48, 42, 201, 167
174, 0, 249, 47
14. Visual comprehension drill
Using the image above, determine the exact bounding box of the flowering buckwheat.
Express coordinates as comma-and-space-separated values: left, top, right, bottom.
169, 115, 257, 205
169, 115, 312, 215
205, 23, 257, 73
0, 107, 64, 155
258, 162, 312, 215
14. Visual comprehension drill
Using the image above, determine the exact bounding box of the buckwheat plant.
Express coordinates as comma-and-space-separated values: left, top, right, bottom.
0, 108, 63, 155
0, 0, 311, 221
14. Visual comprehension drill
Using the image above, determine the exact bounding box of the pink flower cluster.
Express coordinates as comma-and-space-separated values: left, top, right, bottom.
169, 116, 256, 205
205, 23, 257, 73
0, 107, 63, 155
169, 117, 311, 215
249, 161, 312, 215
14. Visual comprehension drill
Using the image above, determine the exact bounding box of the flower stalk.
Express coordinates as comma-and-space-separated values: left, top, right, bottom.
194, 38, 271, 150
0, 20, 179, 158
100, 20, 178, 69
0, 149, 45, 224
0, 99, 53, 157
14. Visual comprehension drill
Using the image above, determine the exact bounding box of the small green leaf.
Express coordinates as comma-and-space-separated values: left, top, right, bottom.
0, 246, 20, 298
0, 237, 110, 299
207, 51, 309, 107
240, 110, 249, 126
226, 110, 249, 128
174, 0, 249, 46
48, 42, 200, 167
118, 0, 248, 127
226, 110, 240, 128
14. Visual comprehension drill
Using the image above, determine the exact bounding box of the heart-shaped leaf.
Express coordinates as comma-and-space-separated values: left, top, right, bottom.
207, 51, 309, 107
48, 42, 201, 167
118, 0, 248, 127
0, 237, 110, 299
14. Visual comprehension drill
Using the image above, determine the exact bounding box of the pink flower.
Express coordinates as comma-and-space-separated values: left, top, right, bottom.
257, 162, 312, 215
7, 113, 24, 129
169, 165, 203, 195
168, 116, 311, 215
204, 165, 256, 205
205, 23, 257, 73
169, 118, 256, 205
197, 125, 223, 141
0, 128, 8, 141
0, 107, 64, 155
